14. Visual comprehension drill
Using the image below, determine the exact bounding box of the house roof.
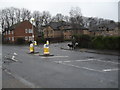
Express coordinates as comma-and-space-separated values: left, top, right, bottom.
3, 20, 34, 32
49, 21, 67, 30
45, 21, 88, 31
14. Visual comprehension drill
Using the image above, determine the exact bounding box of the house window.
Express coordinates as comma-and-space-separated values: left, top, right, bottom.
11, 31, 14, 34
29, 29, 33, 33
25, 29, 28, 33
9, 37, 11, 41
25, 36, 28, 41
29, 36, 32, 41
12, 37, 14, 41
8, 31, 10, 34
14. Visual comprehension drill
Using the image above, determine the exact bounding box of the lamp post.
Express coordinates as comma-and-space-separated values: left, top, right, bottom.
31, 18, 35, 41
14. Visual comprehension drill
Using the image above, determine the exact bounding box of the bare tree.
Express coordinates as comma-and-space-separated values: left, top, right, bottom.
41, 11, 51, 25
15, 8, 21, 23
20, 8, 31, 21
64, 15, 70, 23
0, 7, 22, 31
69, 7, 84, 34
52, 13, 64, 22
0, 9, 11, 30
32, 10, 44, 35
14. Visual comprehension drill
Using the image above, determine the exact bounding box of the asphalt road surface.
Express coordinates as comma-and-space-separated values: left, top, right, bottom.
2, 42, 119, 88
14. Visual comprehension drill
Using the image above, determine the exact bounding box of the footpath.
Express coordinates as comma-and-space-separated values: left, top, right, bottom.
79, 48, 119, 56
60, 46, 119, 56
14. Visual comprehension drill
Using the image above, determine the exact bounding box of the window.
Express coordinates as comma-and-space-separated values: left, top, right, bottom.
8, 37, 10, 40
25, 29, 28, 33
12, 37, 14, 41
29, 29, 33, 33
29, 36, 32, 41
25, 36, 28, 41
11, 31, 14, 34
8, 31, 10, 34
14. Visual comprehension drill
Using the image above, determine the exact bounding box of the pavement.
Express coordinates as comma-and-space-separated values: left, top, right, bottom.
60, 42, 119, 56
2, 42, 119, 88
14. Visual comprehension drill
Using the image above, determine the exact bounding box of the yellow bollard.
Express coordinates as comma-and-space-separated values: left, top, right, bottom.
30, 43, 34, 53
46, 40, 49, 45
34, 41, 37, 45
44, 44, 49, 55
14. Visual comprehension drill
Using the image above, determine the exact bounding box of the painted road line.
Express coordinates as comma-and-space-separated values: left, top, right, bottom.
75, 59, 95, 62
54, 59, 96, 63
40, 56, 68, 58
87, 59, 120, 64
4, 69, 41, 88
61, 62, 104, 73
102, 68, 119, 72
95, 59, 120, 64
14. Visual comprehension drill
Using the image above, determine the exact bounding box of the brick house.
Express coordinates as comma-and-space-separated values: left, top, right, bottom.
89, 22, 119, 36
62, 26, 89, 40
43, 22, 65, 41
3, 20, 37, 43
43, 22, 89, 41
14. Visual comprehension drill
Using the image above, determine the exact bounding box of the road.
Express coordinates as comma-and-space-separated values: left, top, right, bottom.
2, 42, 119, 88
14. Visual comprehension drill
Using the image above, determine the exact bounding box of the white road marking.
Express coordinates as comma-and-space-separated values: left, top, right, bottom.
87, 59, 119, 64
102, 68, 119, 72
75, 59, 95, 62
61, 63, 104, 73
95, 59, 120, 64
54, 59, 119, 73
4, 69, 41, 88
40, 56, 68, 58
55, 59, 95, 63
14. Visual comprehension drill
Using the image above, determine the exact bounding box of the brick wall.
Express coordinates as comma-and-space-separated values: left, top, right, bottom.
4, 20, 36, 43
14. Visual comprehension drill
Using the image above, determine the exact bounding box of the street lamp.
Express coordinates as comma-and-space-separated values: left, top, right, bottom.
31, 18, 35, 41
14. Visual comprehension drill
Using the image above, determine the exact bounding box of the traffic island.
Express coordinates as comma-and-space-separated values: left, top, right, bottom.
39, 54, 54, 56
27, 52, 39, 54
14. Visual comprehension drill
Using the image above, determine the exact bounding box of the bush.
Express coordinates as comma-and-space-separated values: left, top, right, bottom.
92, 36, 105, 49
74, 34, 119, 50
15, 38, 25, 45
74, 34, 92, 48
36, 37, 46, 44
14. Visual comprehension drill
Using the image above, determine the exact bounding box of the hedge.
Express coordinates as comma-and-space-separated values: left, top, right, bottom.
74, 34, 120, 50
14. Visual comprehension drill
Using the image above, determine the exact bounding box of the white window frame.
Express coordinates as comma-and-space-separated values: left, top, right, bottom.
29, 36, 32, 41
29, 29, 33, 33
9, 37, 10, 41
12, 37, 14, 41
9, 31, 10, 34
11, 31, 14, 34
25, 29, 28, 33
25, 36, 28, 41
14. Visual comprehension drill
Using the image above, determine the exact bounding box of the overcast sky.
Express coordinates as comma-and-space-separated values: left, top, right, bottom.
0, 0, 119, 22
